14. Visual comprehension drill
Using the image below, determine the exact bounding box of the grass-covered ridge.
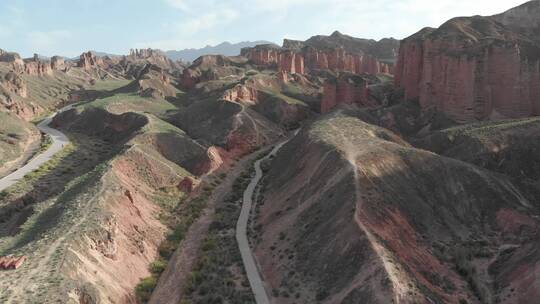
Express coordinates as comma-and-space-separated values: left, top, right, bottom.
0, 112, 39, 169
436, 117, 540, 142
80, 92, 177, 116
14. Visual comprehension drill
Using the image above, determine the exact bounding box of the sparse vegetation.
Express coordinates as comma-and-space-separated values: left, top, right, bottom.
82, 92, 177, 116
39, 134, 53, 152
449, 244, 491, 303
135, 276, 158, 302
182, 167, 256, 304
137, 176, 221, 303
0, 112, 40, 168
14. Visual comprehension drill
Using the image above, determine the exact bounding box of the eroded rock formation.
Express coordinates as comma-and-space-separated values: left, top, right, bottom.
24, 54, 53, 76
0, 50, 24, 72
241, 44, 280, 66
3, 72, 27, 98
278, 50, 305, 74
242, 32, 397, 75
128, 48, 178, 71
221, 84, 259, 103
244, 45, 394, 75
78, 51, 105, 70
321, 74, 373, 113
0, 52, 66, 76
396, 3, 540, 123
180, 55, 248, 89
51, 56, 66, 70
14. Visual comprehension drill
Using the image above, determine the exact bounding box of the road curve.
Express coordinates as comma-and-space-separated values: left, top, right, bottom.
236, 130, 299, 304
0, 106, 72, 191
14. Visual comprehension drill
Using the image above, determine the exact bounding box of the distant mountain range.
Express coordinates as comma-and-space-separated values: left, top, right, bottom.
68, 51, 120, 61
165, 41, 274, 62
63, 41, 274, 62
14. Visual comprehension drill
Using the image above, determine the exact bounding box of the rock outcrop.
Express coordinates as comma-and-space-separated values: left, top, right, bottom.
221, 84, 259, 103
241, 44, 281, 66
303, 47, 393, 74
284, 31, 399, 61
78, 51, 105, 70
249, 45, 393, 75
395, 2, 540, 123
321, 74, 370, 113
0, 50, 25, 72
180, 55, 248, 89
2, 72, 27, 98
136, 64, 178, 98
50, 56, 66, 70
242, 32, 397, 76
128, 48, 179, 71
129, 48, 161, 59
23, 54, 53, 76
0, 52, 66, 76
0, 256, 26, 270
278, 50, 305, 74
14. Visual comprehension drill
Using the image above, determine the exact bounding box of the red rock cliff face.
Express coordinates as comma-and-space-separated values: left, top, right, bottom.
1, 52, 66, 76
278, 50, 305, 74
245, 46, 393, 75
307, 47, 393, 75
396, 18, 540, 123
242, 47, 280, 66
24, 56, 53, 76
321, 76, 373, 113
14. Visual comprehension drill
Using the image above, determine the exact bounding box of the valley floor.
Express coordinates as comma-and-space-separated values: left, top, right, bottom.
149, 146, 271, 304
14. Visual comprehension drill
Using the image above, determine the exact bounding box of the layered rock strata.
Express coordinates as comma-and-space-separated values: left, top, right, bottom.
395, 3, 540, 123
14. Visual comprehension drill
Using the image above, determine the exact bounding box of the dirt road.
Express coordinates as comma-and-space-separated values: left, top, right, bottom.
236, 129, 299, 304
0, 106, 71, 191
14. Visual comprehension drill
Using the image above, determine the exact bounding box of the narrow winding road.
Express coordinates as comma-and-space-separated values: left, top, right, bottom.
236, 129, 299, 304
0, 106, 71, 191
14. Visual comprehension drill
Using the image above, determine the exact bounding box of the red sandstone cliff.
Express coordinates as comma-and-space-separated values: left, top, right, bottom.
305, 47, 393, 74
24, 55, 53, 76
241, 44, 280, 66
396, 5, 540, 123
0, 51, 68, 76
278, 50, 305, 74
321, 74, 382, 113
242, 32, 397, 76
244, 46, 393, 76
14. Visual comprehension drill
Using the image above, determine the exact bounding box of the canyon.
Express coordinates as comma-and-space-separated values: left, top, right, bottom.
237, 32, 399, 113
0, 1, 539, 304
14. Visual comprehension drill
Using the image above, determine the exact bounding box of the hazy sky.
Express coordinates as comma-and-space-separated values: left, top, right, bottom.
0, 0, 527, 58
